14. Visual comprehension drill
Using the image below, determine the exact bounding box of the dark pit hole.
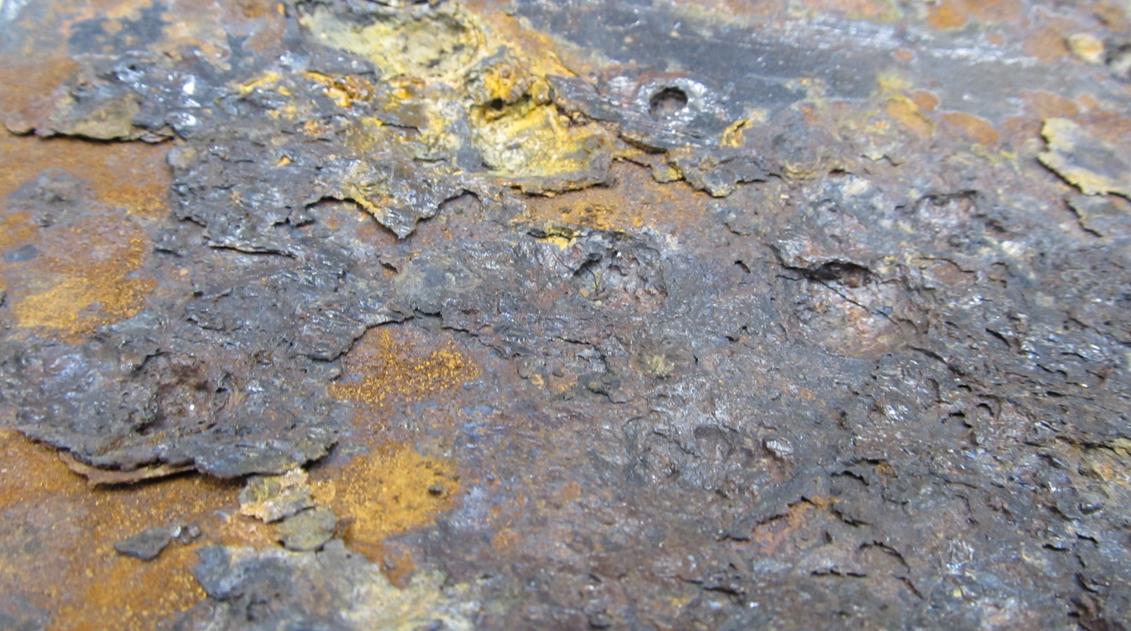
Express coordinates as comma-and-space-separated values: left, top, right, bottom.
649, 87, 689, 120
487, 97, 506, 112
802, 261, 872, 288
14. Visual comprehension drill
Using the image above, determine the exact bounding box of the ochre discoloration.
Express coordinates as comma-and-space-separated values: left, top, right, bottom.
1023, 91, 1081, 120
467, 59, 612, 184
941, 111, 1000, 146
0, 134, 171, 219
522, 161, 709, 233
298, 0, 613, 192
802, 0, 901, 22
0, 429, 269, 631
329, 329, 481, 407
300, 3, 484, 80
0, 134, 168, 342
926, 0, 1022, 30
311, 445, 460, 559
885, 96, 934, 138
1022, 16, 1074, 63
2, 0, 1131, 627
306, 71, 376, 108
9, 218, 157, 344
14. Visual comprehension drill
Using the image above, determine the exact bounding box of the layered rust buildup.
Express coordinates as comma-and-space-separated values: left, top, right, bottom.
2, 0, 1131, 629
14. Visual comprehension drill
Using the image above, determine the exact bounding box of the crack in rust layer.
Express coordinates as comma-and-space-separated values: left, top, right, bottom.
1, 0, 1131, 629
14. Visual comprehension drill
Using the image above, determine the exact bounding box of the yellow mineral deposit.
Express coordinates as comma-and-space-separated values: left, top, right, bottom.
1039, 117, 1131, 197
297, 0, 613, 186
305, 71, 376, 108
467, 57, 611, 182
299, 3, 483, 79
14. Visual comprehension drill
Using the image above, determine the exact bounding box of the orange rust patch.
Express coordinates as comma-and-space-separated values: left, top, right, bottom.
927, 0, 1022, 30
1080, 109, 1131, 140
803, 0, 899, 21
911, 90, 939, 112
1023, 23, 1072, 63
381, 546, 419, 588
1096, 0, 1131, 31
8, 217, 157, 344
941, 111, 1000, 146
0, 213, 36, 255
749, 500, 822, 555
523, 161, 708, 232
491, 528, 522, 554
0, 429, 266, 631
0, 134, 171, 342
968, 0, 1022, 23
1077, 94, 1101, 112
0, 133, 171, 219
311, 444, 460, 559
885, 96, 933, 138
329, 328, 481, 407
1024, 91, 1080, 120
0, 57, 78, 133
237, 0, 272, 18
464, 0, 594, 77
927, 0, 968, 29
550, 481, 583, 509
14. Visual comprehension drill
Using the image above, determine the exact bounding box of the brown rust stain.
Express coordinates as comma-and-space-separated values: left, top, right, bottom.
941, 111, 1000, 146
749, 498, 831, 555
329, 328, 481, 407
1023, 91, 1081, 120
0, 57, 78, 133
0, 133, 171, 219
885, 96, 934, 138
926, 0, 1023, 30
1022, 15, 1073, 63
311, 444, 461, 560
0, 134, 170, 343
802, 0, 901, 22
8, 217, 157, 344
0, 429, 267, 631
910, 90, 940, 113
522, 161, 709, 232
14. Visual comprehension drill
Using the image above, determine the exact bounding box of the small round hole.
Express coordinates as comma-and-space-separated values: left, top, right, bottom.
649, 87, 689, 120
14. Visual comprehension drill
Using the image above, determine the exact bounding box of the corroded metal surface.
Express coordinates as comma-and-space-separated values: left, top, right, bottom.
1, 0, 1131, 629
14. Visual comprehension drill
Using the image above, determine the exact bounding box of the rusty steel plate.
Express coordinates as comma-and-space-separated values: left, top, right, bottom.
1, 0, 1131, 629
